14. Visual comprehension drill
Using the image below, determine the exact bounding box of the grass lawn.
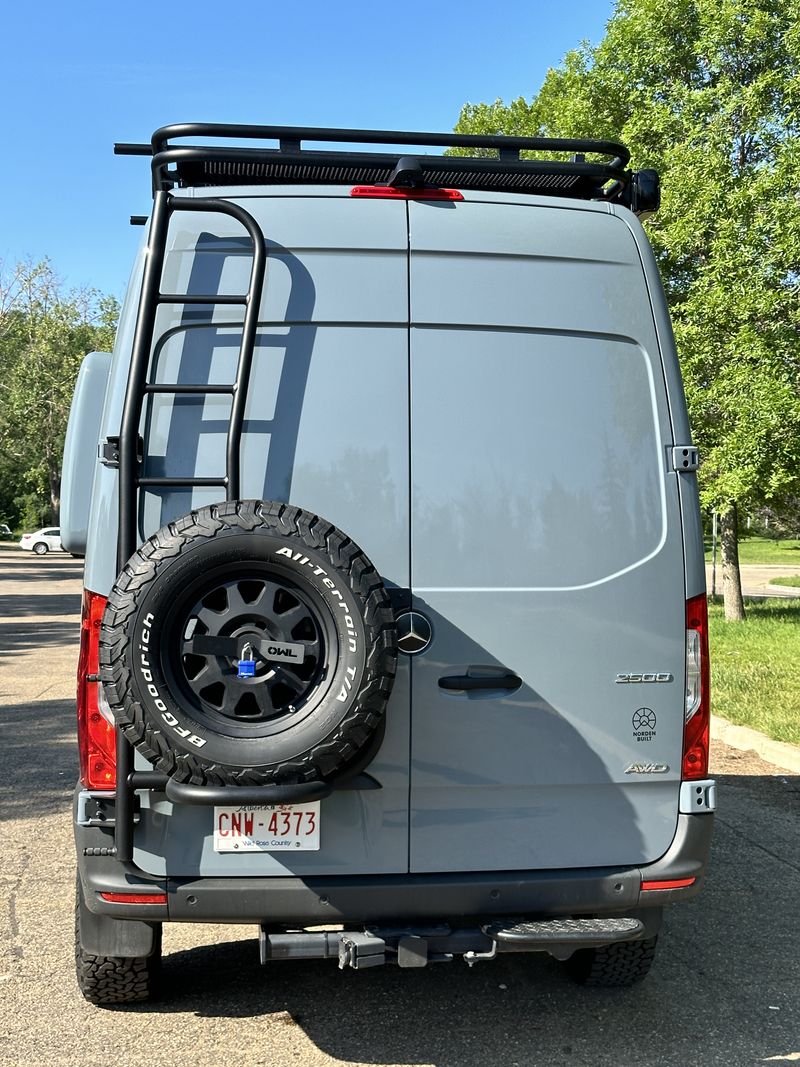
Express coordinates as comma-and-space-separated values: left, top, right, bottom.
769, 575, 800, 588
704, 536, 800, 565
709, 597, 800, 745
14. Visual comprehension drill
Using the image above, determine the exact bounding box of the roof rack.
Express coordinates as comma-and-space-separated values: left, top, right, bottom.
114, 123, 659, 214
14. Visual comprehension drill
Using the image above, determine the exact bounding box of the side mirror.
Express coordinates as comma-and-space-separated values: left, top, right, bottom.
61, 351, 112, 554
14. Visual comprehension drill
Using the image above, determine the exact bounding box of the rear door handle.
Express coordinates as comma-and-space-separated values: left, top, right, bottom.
438, 672, 522, 692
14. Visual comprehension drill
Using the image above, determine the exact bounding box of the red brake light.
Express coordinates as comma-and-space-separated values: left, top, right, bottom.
99, 892, 167, 905
683, 593, 710, 780
641, 877, 696, 892
77, 589, 116, 789
350, 185, 464, 201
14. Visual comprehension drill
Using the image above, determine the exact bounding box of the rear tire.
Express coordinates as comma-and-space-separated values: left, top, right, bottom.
32, 542, 48, 555
75, 882, 162, 1006
564, 935, 658, 987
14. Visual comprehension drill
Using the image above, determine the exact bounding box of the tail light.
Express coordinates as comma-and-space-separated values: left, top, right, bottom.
350, 186, 464, 201
77, 589, 116, 789
641, 877, 696, 892
99, 892, 167, 905
683, 593, 710, 780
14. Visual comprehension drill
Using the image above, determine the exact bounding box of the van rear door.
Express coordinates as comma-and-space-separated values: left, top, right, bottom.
129, 194, 413, 878
408, 199, 686, 873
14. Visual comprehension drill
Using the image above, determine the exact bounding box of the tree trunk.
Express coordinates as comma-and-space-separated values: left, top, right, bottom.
720, 502, 746, 621
49, 471, 60, 525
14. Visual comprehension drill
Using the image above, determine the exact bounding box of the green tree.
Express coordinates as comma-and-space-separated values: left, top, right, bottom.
455, 0, 800, 620
0, 260, 119, 527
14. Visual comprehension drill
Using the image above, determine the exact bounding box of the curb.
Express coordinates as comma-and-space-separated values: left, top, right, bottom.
711, 714, 800, 774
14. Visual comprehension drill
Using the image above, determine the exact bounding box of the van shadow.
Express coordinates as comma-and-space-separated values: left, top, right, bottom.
0, 697, 77, 821
0, 593, 82, 621
0, 553, 82, 628
134, 772, 799, 1066
0, 564, 83, 582
0, 618, 79, 654
142, 232, 316, 536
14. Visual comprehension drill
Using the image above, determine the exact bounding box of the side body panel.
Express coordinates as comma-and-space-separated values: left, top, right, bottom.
61, 351, 112, 553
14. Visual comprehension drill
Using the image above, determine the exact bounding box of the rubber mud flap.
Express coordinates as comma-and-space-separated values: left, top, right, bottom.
99, 500, 397, 786
74, 876, 162, 1006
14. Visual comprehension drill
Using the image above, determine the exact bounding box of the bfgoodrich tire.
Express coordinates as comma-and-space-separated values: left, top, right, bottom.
99, 500, 397, 786
564, 936, 658, 987
75, 880, 162, 1006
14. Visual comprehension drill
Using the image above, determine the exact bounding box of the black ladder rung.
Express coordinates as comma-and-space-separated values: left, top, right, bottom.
143, 383, 235, 394
137, 477, 228, 488
157, 293, 248, 305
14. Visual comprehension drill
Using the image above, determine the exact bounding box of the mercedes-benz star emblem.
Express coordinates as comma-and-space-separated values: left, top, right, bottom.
396, 611, 432, 655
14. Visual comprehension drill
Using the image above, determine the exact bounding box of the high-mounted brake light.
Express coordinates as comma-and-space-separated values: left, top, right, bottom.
99, 891, 168, 905
77, 590, 116, 789
350, 186, 464, 201
683, 594, 710, 780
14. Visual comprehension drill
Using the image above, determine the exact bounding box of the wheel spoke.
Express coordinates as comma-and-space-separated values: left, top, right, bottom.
195, 604, 227, 630
273, 600, 307, 625
299, 634, 321, 658
251, 681, 277, 717
274, 666, 306, 693
218, 675, 244, 715
225, 584, 249, 618
193, 655, 227, 686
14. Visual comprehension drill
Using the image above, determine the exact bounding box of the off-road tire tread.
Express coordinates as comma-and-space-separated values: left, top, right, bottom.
74, 893, 162, 1006
100, 500, 397, 786
565, 935, 658, 987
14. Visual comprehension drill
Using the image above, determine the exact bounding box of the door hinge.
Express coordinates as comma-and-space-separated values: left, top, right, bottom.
99, 435, 143, 468
670, 445, 699, 472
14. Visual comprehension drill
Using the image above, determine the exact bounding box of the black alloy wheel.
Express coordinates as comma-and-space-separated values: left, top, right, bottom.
166, 567, 330, 733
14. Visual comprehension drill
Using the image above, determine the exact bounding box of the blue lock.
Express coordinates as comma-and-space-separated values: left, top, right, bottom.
237, 642, 256, 678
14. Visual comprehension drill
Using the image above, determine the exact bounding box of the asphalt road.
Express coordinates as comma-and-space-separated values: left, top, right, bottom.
1, 548, 798, 1067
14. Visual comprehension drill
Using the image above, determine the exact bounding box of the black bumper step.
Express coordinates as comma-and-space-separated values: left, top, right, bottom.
486, 917, 645, 948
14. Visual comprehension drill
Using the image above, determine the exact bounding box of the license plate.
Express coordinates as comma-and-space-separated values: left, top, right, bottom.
213, 803, 320, 852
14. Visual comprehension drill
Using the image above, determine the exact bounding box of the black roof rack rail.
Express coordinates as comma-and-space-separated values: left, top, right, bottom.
114, 123, 658, 214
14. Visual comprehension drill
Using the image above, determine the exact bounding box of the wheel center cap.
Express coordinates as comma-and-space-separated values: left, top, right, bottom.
396, 611, 432, 655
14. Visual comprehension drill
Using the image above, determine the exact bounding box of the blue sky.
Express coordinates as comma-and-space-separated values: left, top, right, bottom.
1, 1, 614, 298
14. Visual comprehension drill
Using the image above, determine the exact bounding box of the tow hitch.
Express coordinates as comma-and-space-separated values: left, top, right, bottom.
259, 925, 487, 969
259, 916, 648, 970
260, 929, 389, 969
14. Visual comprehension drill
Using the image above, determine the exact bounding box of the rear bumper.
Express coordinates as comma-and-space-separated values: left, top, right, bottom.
76, 811, 713, 925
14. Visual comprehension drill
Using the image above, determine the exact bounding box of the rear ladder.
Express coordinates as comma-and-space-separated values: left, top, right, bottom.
113, 189, 267, 862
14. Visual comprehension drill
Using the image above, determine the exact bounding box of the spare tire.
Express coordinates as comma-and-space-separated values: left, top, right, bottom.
99, 501, 397, 786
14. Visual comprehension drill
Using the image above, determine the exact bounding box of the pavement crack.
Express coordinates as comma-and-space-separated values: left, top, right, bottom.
715, 815, 800, 875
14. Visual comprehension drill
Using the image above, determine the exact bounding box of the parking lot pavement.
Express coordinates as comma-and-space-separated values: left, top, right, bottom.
705, 563, 800, 598
1, 547, 798, 1067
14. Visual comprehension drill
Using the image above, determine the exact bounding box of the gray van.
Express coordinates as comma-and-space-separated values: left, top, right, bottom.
62, 124, 714, 1005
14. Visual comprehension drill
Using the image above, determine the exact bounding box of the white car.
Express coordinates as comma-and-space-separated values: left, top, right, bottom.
19, 527, 64, 555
